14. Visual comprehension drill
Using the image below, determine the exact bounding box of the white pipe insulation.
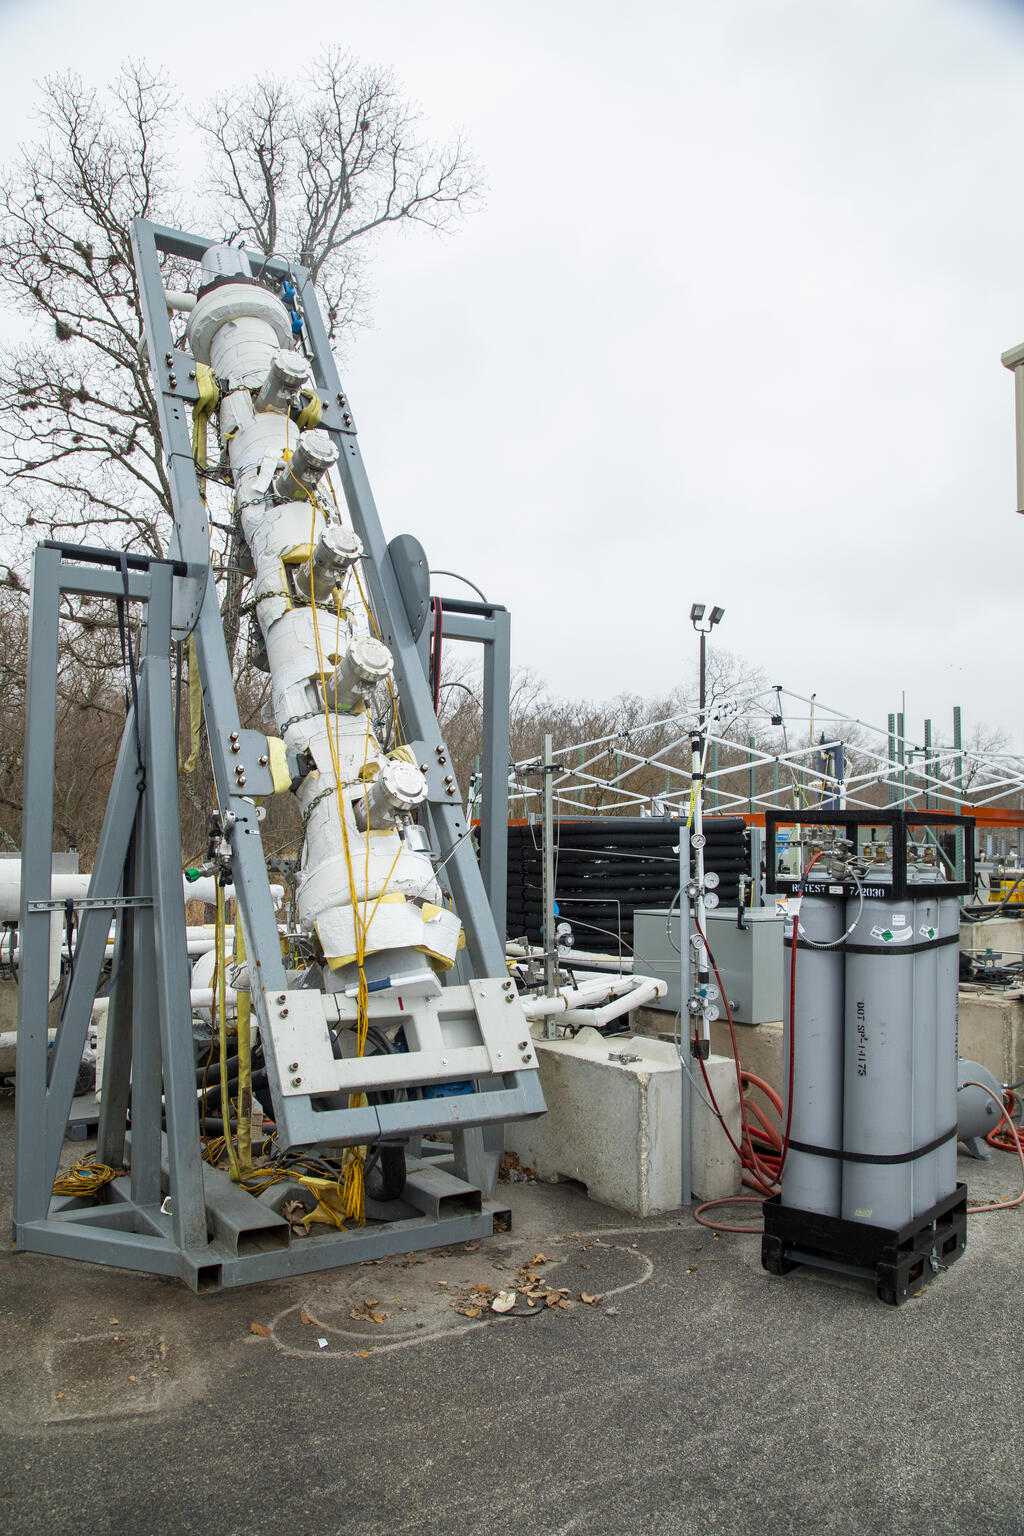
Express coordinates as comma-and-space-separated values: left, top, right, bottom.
559, 976, 666, 1028
0, 862, 283, 923
518, 971, 665, 1023
185, 265, 461, 979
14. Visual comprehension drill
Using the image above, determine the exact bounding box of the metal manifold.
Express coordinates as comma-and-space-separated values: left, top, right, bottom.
12, 220, 543, 1289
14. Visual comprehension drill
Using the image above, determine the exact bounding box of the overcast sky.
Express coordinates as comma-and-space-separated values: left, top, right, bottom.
1, 0, 1022, 754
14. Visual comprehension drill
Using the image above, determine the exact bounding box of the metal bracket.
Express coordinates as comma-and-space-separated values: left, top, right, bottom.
221, 729, 278, 798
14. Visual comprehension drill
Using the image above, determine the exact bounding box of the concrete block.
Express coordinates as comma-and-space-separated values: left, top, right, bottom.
504, 1030, 743, 1215
959, 992, 1024, 1087
505, 1028, 683, 1216
960, 918, 1024, 957
690, 1055, 742, 1202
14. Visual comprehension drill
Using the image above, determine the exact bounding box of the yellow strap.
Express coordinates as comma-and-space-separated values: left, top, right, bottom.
267, 735, 292, 793
180, 633, 202, 775
297, 387, 323, 430
191, 363, 220, 473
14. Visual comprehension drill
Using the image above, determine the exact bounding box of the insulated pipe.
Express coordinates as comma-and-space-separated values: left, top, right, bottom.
0, 864, 283, 921
559, 976, 667, 1028
519, 975, 634, 1019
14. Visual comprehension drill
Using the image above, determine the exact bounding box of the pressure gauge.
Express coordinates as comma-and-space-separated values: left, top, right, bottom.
704, 891, 720, 910
704, 871, 719, 889
691, 833, 706, 849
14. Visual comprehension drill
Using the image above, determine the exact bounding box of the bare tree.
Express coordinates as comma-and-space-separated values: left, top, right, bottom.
199, 48, 482, 339
0, 54, 482, 617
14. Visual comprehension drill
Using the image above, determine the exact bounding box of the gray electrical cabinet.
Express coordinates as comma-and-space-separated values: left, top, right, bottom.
632, 908, 784, 1025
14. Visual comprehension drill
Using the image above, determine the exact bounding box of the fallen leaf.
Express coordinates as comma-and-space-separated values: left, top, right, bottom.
55, 1392, 65, 1400
299, 1309, 314, 1326
491, 1290, 517, 1313
437, 1281, 449, 1288
557, 1299, 571, 1310
109, 1319, 119, 1326
545, 1292, 560, 1308
356, 1350, 370, 1358
463, 1243, 480, 1252
532, 1253, 550, 1264
363, 1297, 379, 1307
579, 1293, 599, 1304
249, 1323, 271, 1337
127, 1375, 137, 1383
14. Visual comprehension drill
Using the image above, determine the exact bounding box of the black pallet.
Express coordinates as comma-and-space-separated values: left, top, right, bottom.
761, 1184, 967, 1306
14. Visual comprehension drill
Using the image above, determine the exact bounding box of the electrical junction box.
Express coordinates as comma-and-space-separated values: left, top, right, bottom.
632, 908, 784, 1025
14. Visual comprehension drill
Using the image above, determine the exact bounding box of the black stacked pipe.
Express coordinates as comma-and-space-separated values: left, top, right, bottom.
505, 816, 747, 952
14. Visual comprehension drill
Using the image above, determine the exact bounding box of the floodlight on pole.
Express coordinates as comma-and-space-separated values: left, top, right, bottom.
689, 603, 705, 624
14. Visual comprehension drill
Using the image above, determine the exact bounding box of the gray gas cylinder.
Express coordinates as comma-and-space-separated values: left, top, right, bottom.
781, 892, 846, 1216
935, 896, 961, 1198
841, 896, 916, 1228
910, 883, 939, 1217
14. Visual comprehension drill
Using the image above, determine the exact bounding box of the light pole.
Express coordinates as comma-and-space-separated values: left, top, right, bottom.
689, 603, 725, 741
686, 603, 725, 1063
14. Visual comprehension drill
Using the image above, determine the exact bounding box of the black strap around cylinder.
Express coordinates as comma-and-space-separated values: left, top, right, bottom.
787, 1124, 957, 1166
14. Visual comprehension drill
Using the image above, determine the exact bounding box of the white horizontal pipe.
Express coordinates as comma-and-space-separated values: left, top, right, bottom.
165, 289, 197, 312
506, 941, 633, 974
0, 862, 284, 922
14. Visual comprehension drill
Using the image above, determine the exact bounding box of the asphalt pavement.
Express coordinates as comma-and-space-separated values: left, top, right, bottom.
1, 1094, 1022, 1536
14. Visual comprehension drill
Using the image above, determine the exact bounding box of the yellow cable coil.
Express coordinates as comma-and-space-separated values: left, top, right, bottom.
52, 1157, 120, 1197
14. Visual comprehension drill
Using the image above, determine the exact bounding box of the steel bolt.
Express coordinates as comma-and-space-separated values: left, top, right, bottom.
278, 994, 287, 1004
229, 731, 239, 743
280, 1007, 288, 1017
258, 754, 268, 766
164, 352, 173, 364
446, 787, 456, 797
518, 1040, 529, 1050
291, 1076, 302, 1087
189, 370, 196, 380
419, 763, 428, 773
289, 1061, 299, 1071
231, 742, 241, 754
168, 375, 177, 388
505, 994, 516, 1004
521, 1054, 532, 1064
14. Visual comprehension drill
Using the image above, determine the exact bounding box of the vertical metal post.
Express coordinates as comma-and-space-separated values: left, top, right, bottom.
887, 713, 898, 804
479, 607, 510, 942
924, 719, 933, 811
541, 733, 557, 1014
897, 712, 906, 802
710, 740, 719, 812
748, 735, 756, 813
14, 547, 61, 1226
678, 826, 692, 1206
749, 826, 764, 907
772, 759, 779, 808
953, 706, 963, 807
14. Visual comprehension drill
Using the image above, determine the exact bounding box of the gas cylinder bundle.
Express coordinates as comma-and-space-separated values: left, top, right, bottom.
761, 811, 973, 1305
